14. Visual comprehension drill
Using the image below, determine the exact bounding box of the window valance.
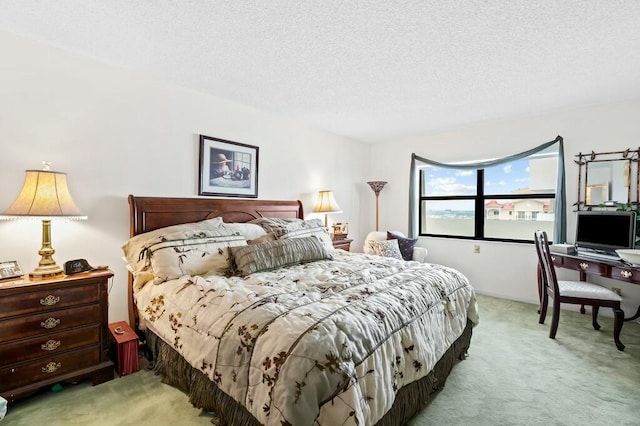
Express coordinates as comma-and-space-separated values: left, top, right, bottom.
409, 135, 566, 243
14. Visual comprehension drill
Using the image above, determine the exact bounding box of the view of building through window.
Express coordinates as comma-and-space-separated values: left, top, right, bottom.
419, 149, 558, 242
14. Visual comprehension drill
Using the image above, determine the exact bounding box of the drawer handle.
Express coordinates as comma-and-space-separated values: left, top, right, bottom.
41, 339, 61, 351
579, 262, 589, 270
40, 317, 61, 329
621, 270, 633, 279
40, 295, 60, 306
42, 362, 61, 374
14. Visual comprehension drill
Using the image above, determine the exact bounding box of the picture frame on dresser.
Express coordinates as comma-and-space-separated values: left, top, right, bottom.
0, 260, 22, 280
332, 222, 348, 235
198, 135, 259, 198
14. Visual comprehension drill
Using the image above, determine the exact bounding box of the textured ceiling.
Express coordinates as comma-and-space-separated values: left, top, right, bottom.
2, 1, 640, 143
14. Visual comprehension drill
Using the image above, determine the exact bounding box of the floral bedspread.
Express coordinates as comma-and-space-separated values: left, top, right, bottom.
135, 251, 478, 426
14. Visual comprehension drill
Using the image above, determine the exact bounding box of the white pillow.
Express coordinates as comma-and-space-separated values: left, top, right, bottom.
121, 217, 223, 274
220, 222, 267, 240
142, 229, 247, 284
368, 239, 403, 260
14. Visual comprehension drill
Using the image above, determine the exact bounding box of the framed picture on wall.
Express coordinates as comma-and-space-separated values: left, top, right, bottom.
198, 135, 259, 198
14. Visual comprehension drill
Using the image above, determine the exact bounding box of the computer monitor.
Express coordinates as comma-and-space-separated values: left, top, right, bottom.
575, 210, 636, 255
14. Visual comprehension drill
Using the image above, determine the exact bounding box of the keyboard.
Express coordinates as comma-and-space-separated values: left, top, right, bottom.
576, 251, 621, 262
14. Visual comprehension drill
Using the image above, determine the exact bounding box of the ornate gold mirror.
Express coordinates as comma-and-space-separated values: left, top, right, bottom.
576, 148, 640, 210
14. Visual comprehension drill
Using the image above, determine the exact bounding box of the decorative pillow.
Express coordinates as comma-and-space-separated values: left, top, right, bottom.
387, 231, 418, 261
368, 239, 403, 260
248, 233, 277, 245
251, 217, 333, 251
249, 217, 306, 236
121, 217, 224, 274
220, 222, 267, 240
230, 236, 332, 276
142, 229, 247, 283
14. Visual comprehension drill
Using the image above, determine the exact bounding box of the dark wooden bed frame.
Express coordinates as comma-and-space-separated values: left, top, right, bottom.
127, 194, 304, 328
126, 194, 472, 426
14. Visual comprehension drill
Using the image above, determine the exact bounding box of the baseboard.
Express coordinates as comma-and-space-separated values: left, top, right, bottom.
473, 289, 538, 306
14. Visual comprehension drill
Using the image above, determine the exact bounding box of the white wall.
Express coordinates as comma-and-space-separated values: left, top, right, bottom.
3, 30, 639, 325
368, 100, 640, 317
0, 31, 369, 323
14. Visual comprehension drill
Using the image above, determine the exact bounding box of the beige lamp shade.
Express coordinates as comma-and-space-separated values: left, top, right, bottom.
312, 190, 343, 214
2, 170, 86, 219
312, 190, 342, 228
1, 169, 86, 279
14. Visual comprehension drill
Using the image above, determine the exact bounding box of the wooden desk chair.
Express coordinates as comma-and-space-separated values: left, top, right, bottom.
534, 230, 626, 351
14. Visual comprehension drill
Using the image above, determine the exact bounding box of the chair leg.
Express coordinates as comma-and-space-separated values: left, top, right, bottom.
591, 305, 601, 330
549, 300, 560, 339
613, 307, 625, 351
538, 292, 548, 324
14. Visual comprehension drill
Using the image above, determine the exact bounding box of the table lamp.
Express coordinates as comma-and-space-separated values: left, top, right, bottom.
312, 190, 342, 229
367, 181, 387, 231
1, 164, 87, 278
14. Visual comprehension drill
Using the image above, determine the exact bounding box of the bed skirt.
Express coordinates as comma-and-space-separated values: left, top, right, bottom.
145, 319, 473, 426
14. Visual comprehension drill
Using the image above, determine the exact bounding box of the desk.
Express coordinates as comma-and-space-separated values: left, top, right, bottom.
546, 252, 640, 321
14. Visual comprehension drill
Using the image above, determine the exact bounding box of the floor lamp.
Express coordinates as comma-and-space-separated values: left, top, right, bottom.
367, 181, 387, 231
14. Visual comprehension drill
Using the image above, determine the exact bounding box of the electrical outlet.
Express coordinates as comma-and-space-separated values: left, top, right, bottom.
474, 245, 480, 254
612, 287, 621, 296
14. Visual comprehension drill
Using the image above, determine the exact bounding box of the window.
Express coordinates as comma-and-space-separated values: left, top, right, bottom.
418, 146, 559, 243
232, 152, 251, 172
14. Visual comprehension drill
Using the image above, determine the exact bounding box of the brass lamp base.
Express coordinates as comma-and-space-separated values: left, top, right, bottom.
29, 219, 65, 279
29, 263, 64, 279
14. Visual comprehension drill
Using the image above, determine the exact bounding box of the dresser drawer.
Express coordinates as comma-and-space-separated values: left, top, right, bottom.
610, 266, 640, 285
562, 257, 608, 276
0, 282, 100, 320
0, 346, 99, 391
0, 325, 100, 364
550, 254, 563, 267
0, 270, 113, 401
0, 304, 101, 344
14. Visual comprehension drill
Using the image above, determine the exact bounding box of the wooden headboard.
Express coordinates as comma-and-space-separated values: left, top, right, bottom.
129, 195, 304, 236
127, 195, 304, 327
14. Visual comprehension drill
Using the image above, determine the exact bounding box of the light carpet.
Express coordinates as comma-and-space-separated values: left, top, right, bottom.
3, 295, 639, 425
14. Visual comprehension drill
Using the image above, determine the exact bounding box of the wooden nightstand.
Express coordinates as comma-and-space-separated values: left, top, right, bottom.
332, 235, 353, 251
0, 270, 114, 403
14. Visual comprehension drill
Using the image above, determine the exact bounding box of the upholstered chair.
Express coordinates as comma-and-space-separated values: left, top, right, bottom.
363, 231, 428, 262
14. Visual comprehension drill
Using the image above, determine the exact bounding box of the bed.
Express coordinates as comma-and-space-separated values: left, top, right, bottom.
125, 195, 478, 426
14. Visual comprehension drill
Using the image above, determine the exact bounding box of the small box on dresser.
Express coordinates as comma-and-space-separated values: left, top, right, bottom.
0, 270, 114, 403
